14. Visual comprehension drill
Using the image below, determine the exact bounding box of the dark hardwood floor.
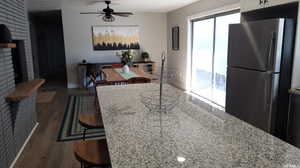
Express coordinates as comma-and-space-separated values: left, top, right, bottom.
14, 88, 80, 168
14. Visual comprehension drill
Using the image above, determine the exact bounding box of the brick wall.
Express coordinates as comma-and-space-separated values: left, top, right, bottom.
0, 0, 36, 167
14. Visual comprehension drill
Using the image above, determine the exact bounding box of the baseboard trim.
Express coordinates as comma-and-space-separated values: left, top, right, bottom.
168, 80, 186, 91
9, 122, 39, 168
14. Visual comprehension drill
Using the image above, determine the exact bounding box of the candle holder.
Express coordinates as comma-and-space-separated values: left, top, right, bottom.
140, 52, 181, 114
140, 87, 179, 114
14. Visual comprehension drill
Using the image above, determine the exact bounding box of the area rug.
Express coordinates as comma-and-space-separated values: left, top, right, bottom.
57, 95, 106, 142
36, 91, 56, 103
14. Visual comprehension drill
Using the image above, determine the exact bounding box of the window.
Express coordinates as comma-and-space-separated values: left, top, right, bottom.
191, 11, 240, 107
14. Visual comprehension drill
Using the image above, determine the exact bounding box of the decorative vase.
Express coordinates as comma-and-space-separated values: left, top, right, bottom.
141, 52, 150, 62
144, 58, 150, 62
123, 64, 129, 73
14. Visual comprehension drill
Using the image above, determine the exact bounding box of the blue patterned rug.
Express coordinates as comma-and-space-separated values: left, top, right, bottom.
57, 95, 106, 142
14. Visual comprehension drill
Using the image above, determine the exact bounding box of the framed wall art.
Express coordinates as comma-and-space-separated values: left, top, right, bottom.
92, 25, 140, 50
172, 26, 179, 50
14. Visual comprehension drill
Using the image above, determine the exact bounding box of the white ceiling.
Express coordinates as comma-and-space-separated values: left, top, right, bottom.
27, 0, 200, 12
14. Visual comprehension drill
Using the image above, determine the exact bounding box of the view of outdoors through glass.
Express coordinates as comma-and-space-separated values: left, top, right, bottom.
191, 12, 240, 107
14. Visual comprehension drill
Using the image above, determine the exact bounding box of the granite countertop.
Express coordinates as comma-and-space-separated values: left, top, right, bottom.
97, 83, 300, 168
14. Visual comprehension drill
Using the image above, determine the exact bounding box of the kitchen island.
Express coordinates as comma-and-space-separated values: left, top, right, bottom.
97, 83, 300, 168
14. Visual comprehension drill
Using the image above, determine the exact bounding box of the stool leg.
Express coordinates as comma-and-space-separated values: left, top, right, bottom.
83, 128, 88, 141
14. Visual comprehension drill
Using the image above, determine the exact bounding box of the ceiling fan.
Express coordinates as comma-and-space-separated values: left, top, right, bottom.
80, 0, 133, 22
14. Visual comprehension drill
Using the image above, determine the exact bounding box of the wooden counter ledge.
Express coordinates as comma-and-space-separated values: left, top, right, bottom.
6, 79, 45, 102
0, 43, 17, 48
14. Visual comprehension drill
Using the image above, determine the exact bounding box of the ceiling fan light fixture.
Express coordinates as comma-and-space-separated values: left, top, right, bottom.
81, 0, 133, 22
102, 15, 115, 22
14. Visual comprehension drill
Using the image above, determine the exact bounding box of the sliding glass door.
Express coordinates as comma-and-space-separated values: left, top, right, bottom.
191, 18, 214, 101
191, 12, 240, 107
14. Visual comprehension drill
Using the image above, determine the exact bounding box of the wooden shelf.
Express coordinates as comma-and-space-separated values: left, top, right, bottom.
0, 43, 16, 48
6, 79, 45, 102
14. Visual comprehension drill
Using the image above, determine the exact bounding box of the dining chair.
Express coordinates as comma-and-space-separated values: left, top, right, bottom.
111, 63, 123, 68
88, 72, 107, 105
128, 77, 151, 84
86, 64, 103, 87
110, 77, 151, 86
74, 139, 111, 168
102, 65, 113, 69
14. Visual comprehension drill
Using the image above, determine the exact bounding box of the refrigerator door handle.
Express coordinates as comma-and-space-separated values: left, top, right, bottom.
267, 32, 277, 70
265, 72, 274, 132
265, 73, 271, 107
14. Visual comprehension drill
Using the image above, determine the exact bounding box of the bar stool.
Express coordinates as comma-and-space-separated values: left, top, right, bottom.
74, 139, 111, 168
79, 113, 104, 141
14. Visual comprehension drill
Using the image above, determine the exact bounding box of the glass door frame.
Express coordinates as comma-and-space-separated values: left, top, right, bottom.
190, 9, 240, 107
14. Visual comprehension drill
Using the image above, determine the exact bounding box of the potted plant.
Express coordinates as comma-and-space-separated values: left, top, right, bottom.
141, 52, 150, 62
121, 50, 133, 73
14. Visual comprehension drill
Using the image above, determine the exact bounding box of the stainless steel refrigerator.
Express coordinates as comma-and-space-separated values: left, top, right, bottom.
226, 18, 295, 140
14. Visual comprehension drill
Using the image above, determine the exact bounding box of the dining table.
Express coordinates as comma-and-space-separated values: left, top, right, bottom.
97, 83, 300, 168
102, 67, 154, 84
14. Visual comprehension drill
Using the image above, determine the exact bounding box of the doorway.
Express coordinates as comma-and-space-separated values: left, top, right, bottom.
30, 10, 67, 89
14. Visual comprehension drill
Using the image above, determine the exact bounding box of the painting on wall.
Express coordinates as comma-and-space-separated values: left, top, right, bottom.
92, 25, 140, 50
172, 26, 179, 50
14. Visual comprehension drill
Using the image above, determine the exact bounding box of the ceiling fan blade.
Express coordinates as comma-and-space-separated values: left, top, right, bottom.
113, 14, 130, 17
89, 0, 107, 2
113, 12, 134, 15
80, 12, 105, 15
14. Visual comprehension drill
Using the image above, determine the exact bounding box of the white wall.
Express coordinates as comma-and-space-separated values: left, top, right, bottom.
62, 6, 167, 88
167, 0, 240, 90
291, 4, 300, 89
